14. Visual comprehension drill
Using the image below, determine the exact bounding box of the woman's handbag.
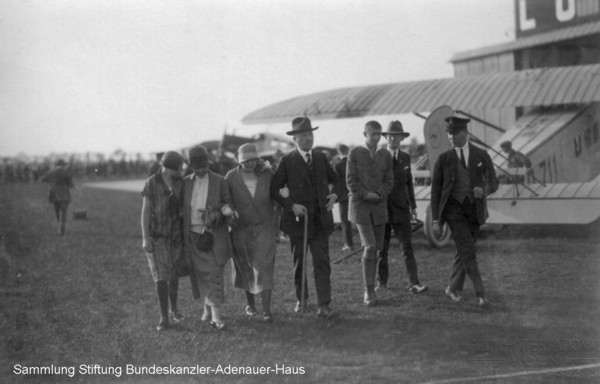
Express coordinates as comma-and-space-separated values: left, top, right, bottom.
195, 230, 214, 252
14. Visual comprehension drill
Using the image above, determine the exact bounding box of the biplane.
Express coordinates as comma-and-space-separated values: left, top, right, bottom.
241, 64, 600, 247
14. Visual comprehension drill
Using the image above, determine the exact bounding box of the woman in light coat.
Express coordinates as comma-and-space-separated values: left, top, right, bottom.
225, 144, 277, 322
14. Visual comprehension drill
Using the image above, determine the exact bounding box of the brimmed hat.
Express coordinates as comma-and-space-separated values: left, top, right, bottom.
382, 121, 410, 138
238, 143, 260, 163
500, 140, 512, 149
187, 145, 212, 168
161, 151, 184, 171
445, 116, 471, 133
286, 117, 319, 136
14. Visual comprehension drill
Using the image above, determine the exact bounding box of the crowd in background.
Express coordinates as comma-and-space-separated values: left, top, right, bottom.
0, 153, 152, 184
0, 139, 429, 185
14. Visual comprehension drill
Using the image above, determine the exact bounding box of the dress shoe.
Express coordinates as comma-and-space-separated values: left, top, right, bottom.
261, 312, 274, 323
445, 287, 463, 302
210, 320, 226, 330
245, 305, 258, 317
375, 282, 387, 291
408, 284, 428, 294
294, 301, 307, 313
363, 291, 377, 307
477, 297, 490, 308
169, 311, 184, 323
317, 305, 337, 319
156, 318, 169, 331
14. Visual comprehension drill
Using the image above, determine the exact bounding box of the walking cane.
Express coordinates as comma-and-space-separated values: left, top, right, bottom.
300, 211, 309, 313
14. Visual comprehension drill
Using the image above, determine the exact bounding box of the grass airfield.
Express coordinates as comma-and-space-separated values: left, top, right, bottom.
1, 180, 600, 384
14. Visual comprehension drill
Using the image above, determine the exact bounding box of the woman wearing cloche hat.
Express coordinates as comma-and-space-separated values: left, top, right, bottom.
224, 143, 277, 323
140, 150, 185, 331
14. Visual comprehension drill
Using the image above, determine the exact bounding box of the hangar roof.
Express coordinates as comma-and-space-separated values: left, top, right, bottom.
451, 20, 600, 63
242, 64, 600, 124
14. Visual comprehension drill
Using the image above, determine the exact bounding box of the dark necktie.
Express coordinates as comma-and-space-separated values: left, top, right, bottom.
305, 153, 312, 168
393, 151, 398, 168
460, 148, 467, 169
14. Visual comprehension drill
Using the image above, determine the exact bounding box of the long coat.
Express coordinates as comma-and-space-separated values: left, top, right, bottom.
388, 150, 417, 223
347, 145, 394, 226
270, 149, 338, 237
431, 143, 499, 225
225, 167, 277, 293
224, 167, 275, 228
182, 171, 233, 266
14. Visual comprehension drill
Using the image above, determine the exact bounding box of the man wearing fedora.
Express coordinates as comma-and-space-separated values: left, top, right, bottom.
347, 121, 394, 306
378, 121, 428, 294
431, 116, 498, 307
270, 117, 339, 318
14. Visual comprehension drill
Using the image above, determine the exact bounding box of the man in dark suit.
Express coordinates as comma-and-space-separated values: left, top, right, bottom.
377, 121, 427, 294
431, 116, 499, 307
334, 144, 354, 251
271, 117, 339, 318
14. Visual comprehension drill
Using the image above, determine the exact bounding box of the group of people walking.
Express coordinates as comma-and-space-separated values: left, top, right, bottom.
140, 114, 499, 331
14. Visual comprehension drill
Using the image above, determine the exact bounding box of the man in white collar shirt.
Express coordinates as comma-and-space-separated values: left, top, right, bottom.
430, 116, 498, 308
347, 121, 394, 307
270, 117, 339, 318
378, 121, 428, 295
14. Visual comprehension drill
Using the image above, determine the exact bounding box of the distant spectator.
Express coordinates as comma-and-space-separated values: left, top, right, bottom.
148, 152, 165, 177
500, 141, 533, 183
334, 144, 354, 251
41, 159, 75, 236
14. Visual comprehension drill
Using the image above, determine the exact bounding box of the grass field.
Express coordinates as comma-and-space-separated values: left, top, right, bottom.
1, 181, 600, 383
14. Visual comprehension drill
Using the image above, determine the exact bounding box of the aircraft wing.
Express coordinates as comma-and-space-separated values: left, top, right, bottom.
242, 64, 600, 124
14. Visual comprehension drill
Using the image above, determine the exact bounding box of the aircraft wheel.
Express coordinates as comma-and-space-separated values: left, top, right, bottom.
424, 204, 451, 248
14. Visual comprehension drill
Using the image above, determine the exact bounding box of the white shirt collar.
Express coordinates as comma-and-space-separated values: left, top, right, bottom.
454, 142, 469, 164
297, 148, 312, 162
386, 146, 400, 158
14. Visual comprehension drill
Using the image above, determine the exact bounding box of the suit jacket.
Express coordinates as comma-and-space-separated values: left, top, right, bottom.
334, 156, 349, 203
182, 171, 233, 266
431, 143, 499, 225
347, 145, 394, 225
388, 150, 417, 223
224, 166, 275, 228
270, 149, 338, 237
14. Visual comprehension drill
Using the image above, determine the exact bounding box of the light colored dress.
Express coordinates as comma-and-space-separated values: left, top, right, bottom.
225, 167, 276, 294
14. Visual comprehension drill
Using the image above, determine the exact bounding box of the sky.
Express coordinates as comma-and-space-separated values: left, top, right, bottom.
0, 0, 515, 158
